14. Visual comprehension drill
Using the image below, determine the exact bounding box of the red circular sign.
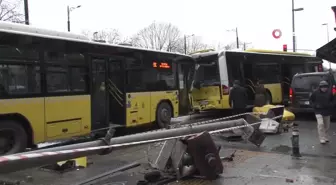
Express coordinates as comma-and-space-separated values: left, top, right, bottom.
272, 29, 282, 39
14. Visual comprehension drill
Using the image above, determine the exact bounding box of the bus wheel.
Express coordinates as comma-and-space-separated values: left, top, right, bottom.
156, 102, 172, 129
0, 121, 27, 155
265, 92, 272, 104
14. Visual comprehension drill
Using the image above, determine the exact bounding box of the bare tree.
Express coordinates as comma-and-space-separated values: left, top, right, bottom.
223, 43, 236, 50
0, 0, 24, 23
187, 36, 211, 53
173, 36, 213, 54
131, 22, 182, 51
81, 28, 121, 44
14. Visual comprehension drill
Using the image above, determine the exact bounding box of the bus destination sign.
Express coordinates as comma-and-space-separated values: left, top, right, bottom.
152, 61, 171, 69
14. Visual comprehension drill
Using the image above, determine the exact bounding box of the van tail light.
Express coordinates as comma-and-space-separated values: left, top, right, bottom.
333, 85, 336, 95
289, 87, 293, 102
317, 64, 323, 72
222, 85, 229, 95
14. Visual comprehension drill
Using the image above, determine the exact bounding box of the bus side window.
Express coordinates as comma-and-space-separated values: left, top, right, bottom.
44, 40, 88, 94
0, 44, 41, 96
254, 64, 281, 84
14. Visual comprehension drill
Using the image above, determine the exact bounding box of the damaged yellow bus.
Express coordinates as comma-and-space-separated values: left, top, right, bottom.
191, 49, 323, 112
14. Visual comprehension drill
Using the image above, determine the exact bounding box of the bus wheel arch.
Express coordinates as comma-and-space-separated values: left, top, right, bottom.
0, 113, 33, 154
156, 100, 173, 129
265, 90, 272, 104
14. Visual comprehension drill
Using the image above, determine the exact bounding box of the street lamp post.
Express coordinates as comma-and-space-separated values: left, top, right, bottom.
226, 28, 239, 49
322, 23, 331, 70
292, 0, 304, 52
184, 34, 194, 54
67, 5, 81, 32
24, 0, 29, 25
322, 23, 330, 42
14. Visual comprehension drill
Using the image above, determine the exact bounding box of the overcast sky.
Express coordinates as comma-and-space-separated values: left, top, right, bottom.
25, 0, 336, 53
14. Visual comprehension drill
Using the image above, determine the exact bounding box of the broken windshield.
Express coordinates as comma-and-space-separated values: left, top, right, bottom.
194, 62, 220, 87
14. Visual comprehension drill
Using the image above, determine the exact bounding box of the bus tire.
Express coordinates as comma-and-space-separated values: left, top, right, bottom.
265, 92, 272, 104
156, 102, 173, 129
0, 120, 27, 155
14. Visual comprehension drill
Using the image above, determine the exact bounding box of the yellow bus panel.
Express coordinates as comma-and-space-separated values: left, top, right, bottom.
126, 91, 178, 127
46, 119, 82, 138
192, 86, 222, 110
125, 92, 151, 127
0, 97, 45, 144
221, 95, 231, 109
45, 95, 91, 141
264, 84, 283, 104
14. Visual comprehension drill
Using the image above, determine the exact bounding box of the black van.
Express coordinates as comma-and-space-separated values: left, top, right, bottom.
288, 72, 336, 113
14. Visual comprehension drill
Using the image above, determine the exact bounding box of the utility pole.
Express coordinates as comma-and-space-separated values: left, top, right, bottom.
184, 35, 187, 54
67, 6, 70, 32
24, 0, 29, 25
243, 42, 252, 51
332, 6, 336, 32
184, 34, 194, 54
322, 23, 330, 42
236, 27, 239, 49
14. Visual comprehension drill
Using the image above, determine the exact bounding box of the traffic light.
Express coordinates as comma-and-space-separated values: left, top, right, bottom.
283, 44, 287, 52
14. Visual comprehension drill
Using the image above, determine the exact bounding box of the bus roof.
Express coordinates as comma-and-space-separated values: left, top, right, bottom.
245, 49, 313, 56
191, 49, 316, 59
0, 21, 189, 57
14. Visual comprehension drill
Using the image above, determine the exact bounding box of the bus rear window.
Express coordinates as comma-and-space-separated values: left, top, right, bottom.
292, 75, 331, 91
195, 64, 220, 87
306, 63, 323, 72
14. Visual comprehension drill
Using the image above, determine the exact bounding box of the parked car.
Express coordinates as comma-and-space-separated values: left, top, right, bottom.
288, 72, 336, 113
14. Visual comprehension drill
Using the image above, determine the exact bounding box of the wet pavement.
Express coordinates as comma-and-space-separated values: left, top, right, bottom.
213, 113, 336, 158
3, 146, 336, 185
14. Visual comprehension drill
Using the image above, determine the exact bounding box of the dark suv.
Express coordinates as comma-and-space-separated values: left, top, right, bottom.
288, 72, 336, 113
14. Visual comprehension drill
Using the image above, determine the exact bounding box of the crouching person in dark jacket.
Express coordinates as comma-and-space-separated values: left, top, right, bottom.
254, 80, 268, 107
309, 80, 334, 144
229, 80, 248, 115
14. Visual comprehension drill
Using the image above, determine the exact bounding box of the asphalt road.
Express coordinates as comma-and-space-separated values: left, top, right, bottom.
2, 112, 336, 185
213, 113, 336, 158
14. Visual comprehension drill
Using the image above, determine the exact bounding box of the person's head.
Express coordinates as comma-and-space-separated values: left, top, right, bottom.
233, 80, 240, 87
319, 80, 329, 92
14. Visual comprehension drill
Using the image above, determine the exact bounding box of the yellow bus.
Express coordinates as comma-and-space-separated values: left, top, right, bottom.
191, 49, 323, 112
0, 21, 195, 155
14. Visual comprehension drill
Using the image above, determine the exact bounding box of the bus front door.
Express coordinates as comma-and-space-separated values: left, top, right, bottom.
178, 63, 192, 115
91, 57, 109, 131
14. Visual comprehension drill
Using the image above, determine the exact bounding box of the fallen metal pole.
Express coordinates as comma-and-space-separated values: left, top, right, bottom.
17, 118, 247, 155
0, 119, 249, 174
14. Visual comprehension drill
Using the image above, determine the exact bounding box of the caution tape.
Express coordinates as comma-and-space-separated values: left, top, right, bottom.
0, 114, 282, 164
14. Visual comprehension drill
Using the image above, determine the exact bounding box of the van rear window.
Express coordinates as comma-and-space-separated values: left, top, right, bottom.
292, 75, 331, 91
